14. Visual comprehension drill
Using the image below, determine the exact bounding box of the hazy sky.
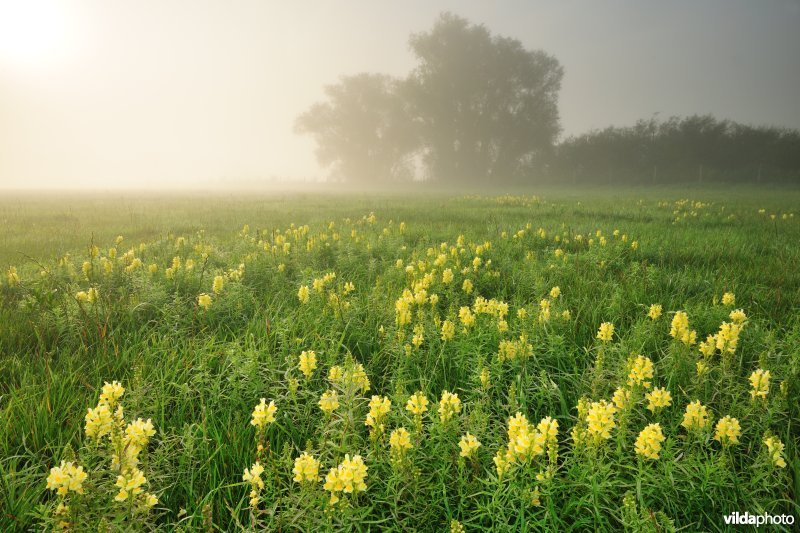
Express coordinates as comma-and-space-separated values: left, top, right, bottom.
1, 0, 798, 189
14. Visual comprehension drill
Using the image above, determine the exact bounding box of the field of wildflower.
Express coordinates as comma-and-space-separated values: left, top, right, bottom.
1, 189, 798, 531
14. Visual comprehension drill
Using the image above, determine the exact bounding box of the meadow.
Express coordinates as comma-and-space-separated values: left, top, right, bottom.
0, 187, 798, 531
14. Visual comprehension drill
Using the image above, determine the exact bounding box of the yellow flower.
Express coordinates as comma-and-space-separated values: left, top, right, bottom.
323, 454, 368, 504
250, 398, 277, 429
298, 285, 310, 303
715, 322, 742, 354
763, 436, 787, 468
635, 423, 665, 460
440, 319, 455, 341
212, 275, 224, 294
586, 400, 616, 443
125, 418, 156, 450
714, 415, 741, 446
721, 292, 735, 306
319, 390, 340, 414
538, 298, 551, 323
6, 266, 20, 286
549, 286, 561, 298
197, 293, 212, 310
458, 432, 481, 458
627, 355, 654, 389
293, 453, 321, 483
412, 323, 425, 347
143, 492, 158, 508
76, 290, 89, 303
46, 461, 88, 496
462, 279, 473, 294
99, 380, 125, 407
299, 350, 317, 379
406, 392, 429, 416
729, 309, 746, 324
669, 311, 696, 345
612, 387, 631, 410
114, 467, 148, 502
243, 461, 265, 504
479, 368, 490, 390
493, 448, 511, 476
87, 287, 99, 303
442, 268, 454, 284
681, 400, 711, 432
85, 403, 114, 440
438, 391, 462, 423
328, 365, 343, 382
389, 427, 412, 454
647, 304, 662, 320
365, 395, 391, 430
458, 306, 475, 329
596, 322, 614, 342
749, 368, 770, 400
450, 519, 466, 533
645, 387, 672, 412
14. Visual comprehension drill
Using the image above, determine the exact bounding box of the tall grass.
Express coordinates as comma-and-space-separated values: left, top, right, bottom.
1, 189, 798, 531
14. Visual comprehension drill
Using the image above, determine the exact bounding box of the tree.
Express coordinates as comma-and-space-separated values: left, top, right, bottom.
405, 13, 563, 184
295, 73, 417, 183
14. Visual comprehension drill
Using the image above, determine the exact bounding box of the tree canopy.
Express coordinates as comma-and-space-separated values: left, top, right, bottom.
296, 13, 563, 184
295, 73, 416, 183
296, 13, 800, 185
406, 13, 563, 184
555, 115, 800, 185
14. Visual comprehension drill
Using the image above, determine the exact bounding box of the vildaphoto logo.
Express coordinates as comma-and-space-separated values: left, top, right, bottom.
723, 512, 795, 527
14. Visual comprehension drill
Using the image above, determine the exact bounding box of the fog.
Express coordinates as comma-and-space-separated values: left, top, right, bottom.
1, 0, 798, 190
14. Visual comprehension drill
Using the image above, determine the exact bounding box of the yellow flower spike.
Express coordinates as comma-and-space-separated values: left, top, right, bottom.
596, 322, 614, 342
458, 432, 481, 458
365, 395, 391, 430
319, 390, 340, 414
438, 391, 462, 423
297, 285, 310, 303
714, 415, 741, 446
298, 350, 317, 379
749, 368, 770, 400
586, 400, 616, 443
681, 400, 711, 432
292, 453, 321, 483
197, 293, 212, 310
721, 292, 735, 306
406, 392, 429, 416
763, 436, 787, 468
645, 387, 672, 412
212, 275, 224, 294
635, 423, 665, 460
47, 461, 88, 496
250, 398, 277, 429
627, 355, 654, 389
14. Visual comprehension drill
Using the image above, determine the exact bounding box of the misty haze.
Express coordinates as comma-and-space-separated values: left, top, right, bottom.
1, 1, 798, 531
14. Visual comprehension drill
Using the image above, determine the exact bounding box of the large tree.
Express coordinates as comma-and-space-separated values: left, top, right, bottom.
295, 73, 416, 183
405, 13, 563, 184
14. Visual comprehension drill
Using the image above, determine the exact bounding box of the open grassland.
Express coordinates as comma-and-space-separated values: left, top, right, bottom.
1, 188, 799, 531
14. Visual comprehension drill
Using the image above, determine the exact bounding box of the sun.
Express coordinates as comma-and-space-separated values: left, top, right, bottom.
0, 0, 75, 69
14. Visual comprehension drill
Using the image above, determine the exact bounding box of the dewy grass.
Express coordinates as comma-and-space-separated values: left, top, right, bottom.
0, 189, 798, 531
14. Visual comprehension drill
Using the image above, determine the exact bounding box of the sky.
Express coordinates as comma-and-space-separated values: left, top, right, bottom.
0, 0, 798, 189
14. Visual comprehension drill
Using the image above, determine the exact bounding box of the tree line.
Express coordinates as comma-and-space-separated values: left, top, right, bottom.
296, 13, 800, 185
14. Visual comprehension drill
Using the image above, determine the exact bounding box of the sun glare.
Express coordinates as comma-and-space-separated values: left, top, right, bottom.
0, 0, 75, 69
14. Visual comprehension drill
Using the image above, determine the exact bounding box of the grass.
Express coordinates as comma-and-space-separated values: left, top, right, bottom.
0, 187, 798, 531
